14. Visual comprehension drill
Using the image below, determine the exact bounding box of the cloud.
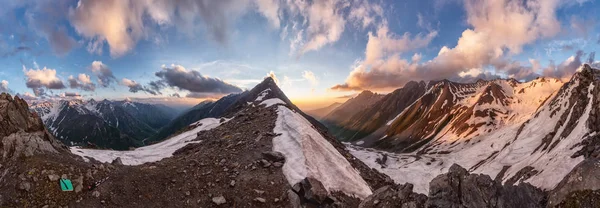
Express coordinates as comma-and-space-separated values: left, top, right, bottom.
63, 92, 81, 97
15, 92, 37, 101
170, 93, 181, 98
121, 78, 158, 95
266, 71, 280, 85
588, 52, 596, 64
154, 64, 243, 94
1, 46, 33, 57
23, 66, 66, 96
365, 25, 438, 64
0, 80, 10, 93
68, 73, 96, 91
90, 61, 117, 87
543, 50, 586, 81
25, 0, 79, 56
255, 0, 281, 28
186, 92, 226, 99
285, 0, 349, 55
348, 0, 384, 29
302, 70, 318, 85
333, 0, 563, 91
68, 0, 250, 57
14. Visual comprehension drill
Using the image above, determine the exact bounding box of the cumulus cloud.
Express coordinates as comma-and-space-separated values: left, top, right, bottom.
364, 25, 438, 64
302, 70, 318, 85
68, 0, 250, 57
90, 61, 117, 87
121, 78, 158, 95
154, 64, 243, 94
68, 73, 96, 91
0, 80, 10, 93
543, 50, 586, 81
23, 66, 66, 96
333, 0, 563, 91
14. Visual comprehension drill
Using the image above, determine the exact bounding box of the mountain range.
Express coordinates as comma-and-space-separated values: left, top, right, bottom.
3, 65, 600, 207
30, 99, 178, 150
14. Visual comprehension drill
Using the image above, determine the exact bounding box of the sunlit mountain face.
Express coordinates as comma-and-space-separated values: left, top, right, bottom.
2, 0, 600, 207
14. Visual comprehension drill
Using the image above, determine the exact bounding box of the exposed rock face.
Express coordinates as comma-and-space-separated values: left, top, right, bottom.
323, 81, 426, 142
427, 164, 546, 208
548, 159, 600, 207
0, 93, 65, 159
358, 183, 427, 208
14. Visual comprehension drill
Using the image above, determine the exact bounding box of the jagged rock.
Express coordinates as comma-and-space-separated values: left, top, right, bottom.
548, 159, 600, 206
290, 177, 334, 205
427, 164, 546, 208
0, 93, 66, 160
288, 189, 302, 208
261, 151, 285, 162
112, 157, 124, 165
358, 184, 427, 208
212, 196, 226, 205
375, 153, 388, 167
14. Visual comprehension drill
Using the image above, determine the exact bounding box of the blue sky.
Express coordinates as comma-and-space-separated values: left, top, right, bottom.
0, 0, 598, 109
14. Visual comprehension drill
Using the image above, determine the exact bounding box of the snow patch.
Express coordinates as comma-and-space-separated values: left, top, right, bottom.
260, 98, 285, 107
272, 106, 372, 199
71, 117, 229, 165
255, 89, 271, 101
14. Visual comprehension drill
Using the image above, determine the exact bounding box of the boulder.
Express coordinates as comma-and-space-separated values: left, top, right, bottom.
111, 157, 124, 166
261, 151, 285, 162
427, 164, 546, 208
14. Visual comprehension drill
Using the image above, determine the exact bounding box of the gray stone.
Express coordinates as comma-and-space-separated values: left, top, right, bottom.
212, 196, 226, 205
287, 190, 302, 208
261, 151, 285, 162
18, 182, 31, 192
111, 157, 123, 165
73, 176, 84, 193
92, 191, 100, 198
254, 197, 266, 203
48, 174, 60, 181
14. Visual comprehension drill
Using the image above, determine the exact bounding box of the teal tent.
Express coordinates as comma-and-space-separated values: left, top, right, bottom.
60, 178, 73, 191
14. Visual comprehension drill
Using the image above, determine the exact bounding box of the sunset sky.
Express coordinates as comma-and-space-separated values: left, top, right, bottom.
0, 0, 598, 110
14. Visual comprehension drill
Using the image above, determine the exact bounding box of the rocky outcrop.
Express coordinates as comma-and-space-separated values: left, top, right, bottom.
548, 159, 600, 207
427, 164, 546, 208
0, 93, 65, 160
358, 183, 427, 208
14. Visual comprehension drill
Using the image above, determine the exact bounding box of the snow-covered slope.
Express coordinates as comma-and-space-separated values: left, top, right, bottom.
274, 105, 372, 199
366, 77, 563, 152
348, 64, 600, 194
